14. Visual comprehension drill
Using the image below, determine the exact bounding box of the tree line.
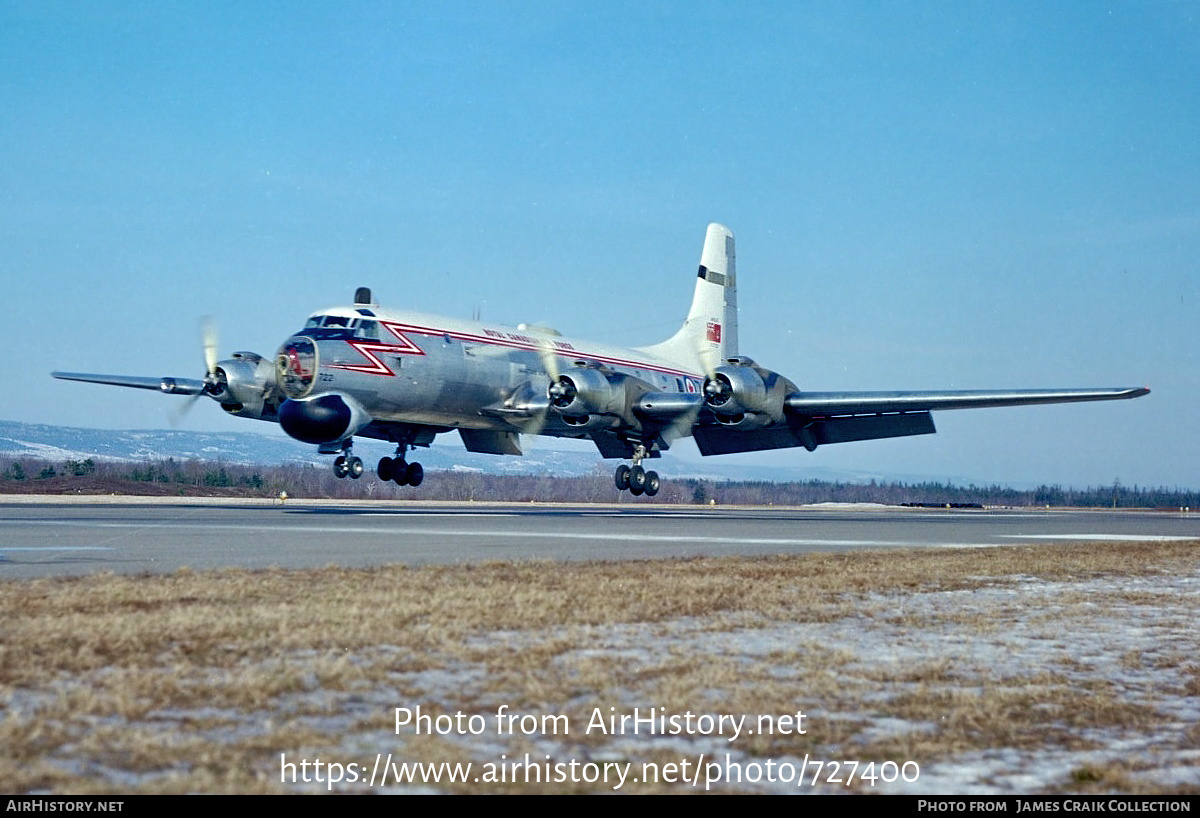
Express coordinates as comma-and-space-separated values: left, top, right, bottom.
1, 455, 1196, 508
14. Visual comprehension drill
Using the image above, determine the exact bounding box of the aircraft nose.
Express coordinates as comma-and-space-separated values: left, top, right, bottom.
278, 394, 354, 444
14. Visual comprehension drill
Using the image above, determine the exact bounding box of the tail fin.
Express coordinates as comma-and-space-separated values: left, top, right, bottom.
638, 223, 738, 373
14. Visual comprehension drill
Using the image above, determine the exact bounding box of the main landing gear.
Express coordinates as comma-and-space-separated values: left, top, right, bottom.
614, 444, 660, 497
376, 450, 424, 487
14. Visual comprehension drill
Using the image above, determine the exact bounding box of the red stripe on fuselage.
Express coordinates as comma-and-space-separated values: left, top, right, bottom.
322, 319, 702, 384
380, 320, 702, 380
324, 340, 422, 375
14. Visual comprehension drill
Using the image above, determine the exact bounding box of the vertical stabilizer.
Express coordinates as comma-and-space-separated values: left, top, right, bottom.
638, 223, 738, 373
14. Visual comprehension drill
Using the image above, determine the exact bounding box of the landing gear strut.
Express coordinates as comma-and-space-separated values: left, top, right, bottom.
614, 444, 660, 497
377, 447, 424, 487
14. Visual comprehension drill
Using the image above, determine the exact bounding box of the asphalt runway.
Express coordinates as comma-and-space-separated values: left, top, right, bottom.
1, 497, 1197, 579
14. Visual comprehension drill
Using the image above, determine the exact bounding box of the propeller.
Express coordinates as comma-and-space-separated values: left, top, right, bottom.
172, 316, 223, 425
202, 315, 218, 382
517, 336, 568, 441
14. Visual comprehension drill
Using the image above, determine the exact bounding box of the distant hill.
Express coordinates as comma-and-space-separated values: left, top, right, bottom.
5, 421, 1195, 507
0, 419, 904, 484
0, 420, 307, 467
0, 420, 603, 477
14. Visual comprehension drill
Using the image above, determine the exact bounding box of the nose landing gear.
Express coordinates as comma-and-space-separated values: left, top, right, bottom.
333, 453, 364, 479
614, 444, 660, 497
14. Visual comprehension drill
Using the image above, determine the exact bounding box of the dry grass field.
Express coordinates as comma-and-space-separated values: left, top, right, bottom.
1, 540, 1197, 794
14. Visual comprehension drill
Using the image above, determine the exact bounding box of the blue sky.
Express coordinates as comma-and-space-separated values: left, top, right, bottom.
2, 2, 1196, 489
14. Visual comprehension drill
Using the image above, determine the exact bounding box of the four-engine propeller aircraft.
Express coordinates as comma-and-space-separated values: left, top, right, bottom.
53, 224, 1148, 495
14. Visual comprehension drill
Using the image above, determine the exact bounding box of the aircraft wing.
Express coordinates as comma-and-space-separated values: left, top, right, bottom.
52, 371, 207, 395
691, 386, 1149, 457
785, 387, 1150, 415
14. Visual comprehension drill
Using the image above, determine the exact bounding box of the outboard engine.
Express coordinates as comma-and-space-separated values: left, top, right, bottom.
703, 357, 796, 430
210, 352, 278, 419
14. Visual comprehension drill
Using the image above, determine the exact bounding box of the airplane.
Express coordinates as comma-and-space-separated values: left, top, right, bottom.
53, 223, 1149, 496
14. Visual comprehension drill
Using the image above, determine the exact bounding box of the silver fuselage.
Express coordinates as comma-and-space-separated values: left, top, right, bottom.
275, 306, 703, 441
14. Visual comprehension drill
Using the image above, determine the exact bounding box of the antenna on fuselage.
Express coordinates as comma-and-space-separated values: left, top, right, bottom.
354, 287, 372, 305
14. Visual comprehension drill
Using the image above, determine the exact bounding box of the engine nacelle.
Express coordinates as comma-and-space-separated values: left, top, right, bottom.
703, 357, 795, 428
211, 352, 278, 419
548, 366, 626, 418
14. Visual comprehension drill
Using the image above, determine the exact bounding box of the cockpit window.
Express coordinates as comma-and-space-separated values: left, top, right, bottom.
298, 314, 379, 340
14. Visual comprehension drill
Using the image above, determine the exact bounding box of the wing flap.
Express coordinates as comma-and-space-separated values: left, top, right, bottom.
812, 411, 937, 444
459, 428, 523, 456
693, 412, 936, 456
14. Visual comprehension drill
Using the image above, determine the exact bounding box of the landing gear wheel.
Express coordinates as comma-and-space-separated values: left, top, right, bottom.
628, 465, 647, 494
347, 456, 364, 479
333, 455, 349, 479
644, 470, 660, 497
392, 463, 409, 486
614, 464, 631, 491
405, 462, 424, 487
377, 457, 394, 482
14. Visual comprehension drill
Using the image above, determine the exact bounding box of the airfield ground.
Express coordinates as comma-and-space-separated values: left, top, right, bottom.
1, 539, 1197, 794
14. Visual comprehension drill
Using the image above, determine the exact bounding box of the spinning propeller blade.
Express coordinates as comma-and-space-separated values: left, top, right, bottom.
172, 317, 222, 425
